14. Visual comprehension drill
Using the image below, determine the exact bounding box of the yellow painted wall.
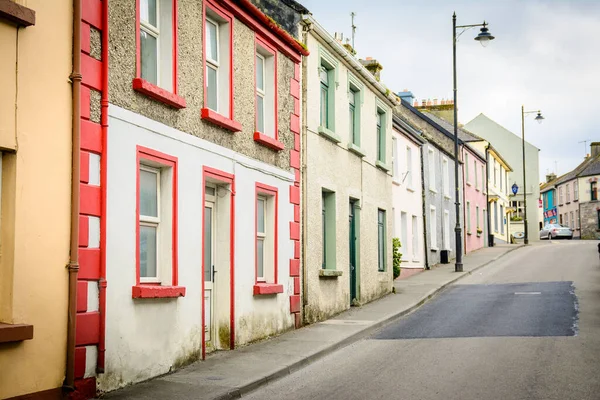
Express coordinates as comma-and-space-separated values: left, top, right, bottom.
0, 0, 73, 397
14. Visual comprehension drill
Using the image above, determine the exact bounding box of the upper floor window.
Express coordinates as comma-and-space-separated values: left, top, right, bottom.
499, 165, 503, 190
428, 149, 436, 191
406, 146, 413, 189
377, 209, 386, 272
203, 2, 233, 121
376, 107, 388, 165
574, 180, 579, 201
465, 153, 470, 182
442, 157, 449, 197
254, 38, 277, 138
566, 183, 571, 202
474, 160, 478, 189
559, 187, 564, 204
591, 181, 598, 201
392, 137, 399, 180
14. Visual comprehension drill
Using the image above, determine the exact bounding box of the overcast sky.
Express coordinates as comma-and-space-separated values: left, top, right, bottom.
300, 0, 600, 182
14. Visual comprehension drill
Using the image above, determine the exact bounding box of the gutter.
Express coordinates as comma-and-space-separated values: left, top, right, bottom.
301, 15, 397, 108
65, 0, 82, 391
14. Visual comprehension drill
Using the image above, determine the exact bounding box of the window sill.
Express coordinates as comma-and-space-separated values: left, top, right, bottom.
132, 285, 186, 299
430, 247, 438, 252
0, 322, 34, 343
466, 181, 472, 186
348, 143, 366, 157
429, 188, 438, 194
406, 186, 415, 193
201, 108, 242, 132
254, 132, 284, 151
566, 202, 571, 205
132, 78, 187, 109
253, 283, 284, 295
475, 188, 481, 192
393, 179, 401, 186
318, 126, 341, 143
467, 231, 472, 236
319, 269, 343, 278
444, 194, 451, 200
376, 160, 391, 172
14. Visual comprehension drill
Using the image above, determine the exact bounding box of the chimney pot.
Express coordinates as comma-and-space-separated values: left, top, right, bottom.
591, 142, 600, 157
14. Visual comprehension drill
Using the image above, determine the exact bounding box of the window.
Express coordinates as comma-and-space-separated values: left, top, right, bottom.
500, 205, 504, 234
474, 160, 478, 189
559, 213, 563, 224
597, 210, 600, 230
466, 202, 471, 233
320, 66, 330, 129
499, 166, 503, 190
255, 184, 278, 285
494, 165, 498, 187
254, 37, 278, 144
442, 157, 449, 197
134, 147, 183, 298
412, 215, 418, 260
465, 153, 470, 182
494, 201, 498, 232
576, 210, 579, 229
591, 181, 598, 201
558, 186, 563, 205
406, 146, 413, 189
376, 109, 387, 163
430, 206, 437, 249
476, 206, 480, 230
349, 87, 360, 145
378, 209, 386, 272
443, 210, 450, 251
202, 2, 239, 130
566, 183, 571, 202
574, 180, 579, 201
322, 190, 336, 269
392, 137, 399, 180
428, 149, 435, 191
134, 0, 185, 107
400, 212, 408, 250
482, 165, 485, 192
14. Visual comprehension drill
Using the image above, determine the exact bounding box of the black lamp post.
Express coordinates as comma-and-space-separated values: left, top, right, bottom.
452, 13, 495, 272
521, 107, 544, 244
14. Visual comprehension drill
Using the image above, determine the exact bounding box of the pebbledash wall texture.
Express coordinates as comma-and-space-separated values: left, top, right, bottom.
68, 0, 308, 395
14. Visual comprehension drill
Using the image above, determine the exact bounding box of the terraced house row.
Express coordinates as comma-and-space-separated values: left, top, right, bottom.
0, 1, 534, 398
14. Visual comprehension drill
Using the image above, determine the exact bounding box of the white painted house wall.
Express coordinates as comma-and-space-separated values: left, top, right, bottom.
100, 106, 295, 391
391, 129, 425, 269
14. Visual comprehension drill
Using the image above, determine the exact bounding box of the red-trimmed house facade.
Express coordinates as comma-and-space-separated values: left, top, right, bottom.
73, 0, 307, 395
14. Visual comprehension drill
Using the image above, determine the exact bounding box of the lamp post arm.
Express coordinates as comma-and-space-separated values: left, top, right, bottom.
456, 23, 486, 28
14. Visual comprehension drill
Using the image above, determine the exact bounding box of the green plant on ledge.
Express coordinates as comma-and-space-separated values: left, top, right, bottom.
511, 215, 523, 221
476, 227, 483, 236
393, 237, 403, 279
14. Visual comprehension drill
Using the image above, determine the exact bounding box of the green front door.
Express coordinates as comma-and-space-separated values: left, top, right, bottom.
349, 201, 357, 304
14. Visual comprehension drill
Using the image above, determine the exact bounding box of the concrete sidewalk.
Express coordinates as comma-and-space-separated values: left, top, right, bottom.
101, 244, 524, 400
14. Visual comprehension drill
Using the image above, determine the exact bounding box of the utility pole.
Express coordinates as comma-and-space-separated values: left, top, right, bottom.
351, 12, 356, 49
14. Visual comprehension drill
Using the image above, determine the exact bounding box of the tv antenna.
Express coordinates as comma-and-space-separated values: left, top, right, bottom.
351, 12, 356, 49
579, 139, 590, 157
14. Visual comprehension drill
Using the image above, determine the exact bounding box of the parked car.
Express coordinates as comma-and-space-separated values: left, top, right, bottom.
539, 224, 573, 240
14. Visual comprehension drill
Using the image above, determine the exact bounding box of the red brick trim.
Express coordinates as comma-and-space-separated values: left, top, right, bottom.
80, 184, 101, 216
81, 120, 102, 153
81, 54, 102, 91
75, 347, 86, 379
81, 22, 91, 55
132, 285, 186, 298
77, 281, 88, 312
79, 216, 89, 247
289, 259, 300, 277
78, 248, 101, 280
76, 312, 100, 346
253, 283, 284, 295
82, 0, 102, 29
80, 151, 90, 183
201, 108, 242, 132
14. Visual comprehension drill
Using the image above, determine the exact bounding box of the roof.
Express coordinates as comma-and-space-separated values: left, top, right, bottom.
422, 112, 483, 143
486, 145, 513, 172
400, 99, 464, 146
540, 175, 562, 193
577, 153, 600, 178
554, 155, 598, 186
392, 114, 427, 145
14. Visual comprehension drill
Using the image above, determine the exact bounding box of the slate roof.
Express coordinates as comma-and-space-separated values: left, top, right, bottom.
400, 99, 464, 146
421, 111, 483, 143
577, 153, 600, 177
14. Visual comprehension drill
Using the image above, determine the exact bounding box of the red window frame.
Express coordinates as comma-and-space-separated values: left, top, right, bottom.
254, 183, 283, 295
201, 0, 241, 132
132, 146, 185, 298
253, 35, 283, 151
133, 0, 186, 109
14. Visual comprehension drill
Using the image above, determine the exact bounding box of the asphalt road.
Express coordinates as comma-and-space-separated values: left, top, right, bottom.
244, 241, 600, 400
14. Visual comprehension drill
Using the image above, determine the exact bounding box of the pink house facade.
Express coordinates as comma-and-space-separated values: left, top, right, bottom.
463, 144, 487, 253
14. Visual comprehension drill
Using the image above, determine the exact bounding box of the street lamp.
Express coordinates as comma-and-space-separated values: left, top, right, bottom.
521, 106, 544, 245
452, 13, 495, 272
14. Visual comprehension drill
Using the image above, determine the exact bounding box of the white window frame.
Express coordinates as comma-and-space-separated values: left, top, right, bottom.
476, 206, 480, 229
482, 165, 485, 193
474, 160, 478, 190
140, 0, 161, 84
466, 201, 471, 233
574, 180, 579, 201
442, 157, 450, 198
406, 146, 413, 190
566, 183, 571, 202
392, 137, 399, 181
256, 196, 267, 282
139, 165, 161, 283
205, 16, 220, 111
443, 209, 450, 251
430, 206, 437, 250
255, 53, 266, 133
428, 149, 436, 192
411, 215, 418, 261
465, 152, 470, 183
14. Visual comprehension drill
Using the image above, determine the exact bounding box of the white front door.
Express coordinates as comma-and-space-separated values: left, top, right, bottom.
204, 186, 216, 345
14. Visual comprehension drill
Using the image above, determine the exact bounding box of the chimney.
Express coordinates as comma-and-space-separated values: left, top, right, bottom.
359, 57, 383, 81
591, 142, 600, 157
397, 89, 415, 104
546, 173, 557, 183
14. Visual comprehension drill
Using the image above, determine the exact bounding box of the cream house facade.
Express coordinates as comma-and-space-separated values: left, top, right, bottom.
300, 16, 394, 323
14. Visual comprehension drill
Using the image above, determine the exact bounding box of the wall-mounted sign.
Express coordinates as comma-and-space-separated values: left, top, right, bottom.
543, 207, 557, 219
512, 183, 519, 195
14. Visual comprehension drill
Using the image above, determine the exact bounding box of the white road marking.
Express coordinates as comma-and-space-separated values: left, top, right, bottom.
514, 292, 541, 295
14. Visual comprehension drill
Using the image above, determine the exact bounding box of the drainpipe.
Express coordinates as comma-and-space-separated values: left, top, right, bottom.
97, 0, 109, 372
65, 0, 82, 391
421, 144, 429, 269
485, 145, 491, 247
300, 20, 312, 315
